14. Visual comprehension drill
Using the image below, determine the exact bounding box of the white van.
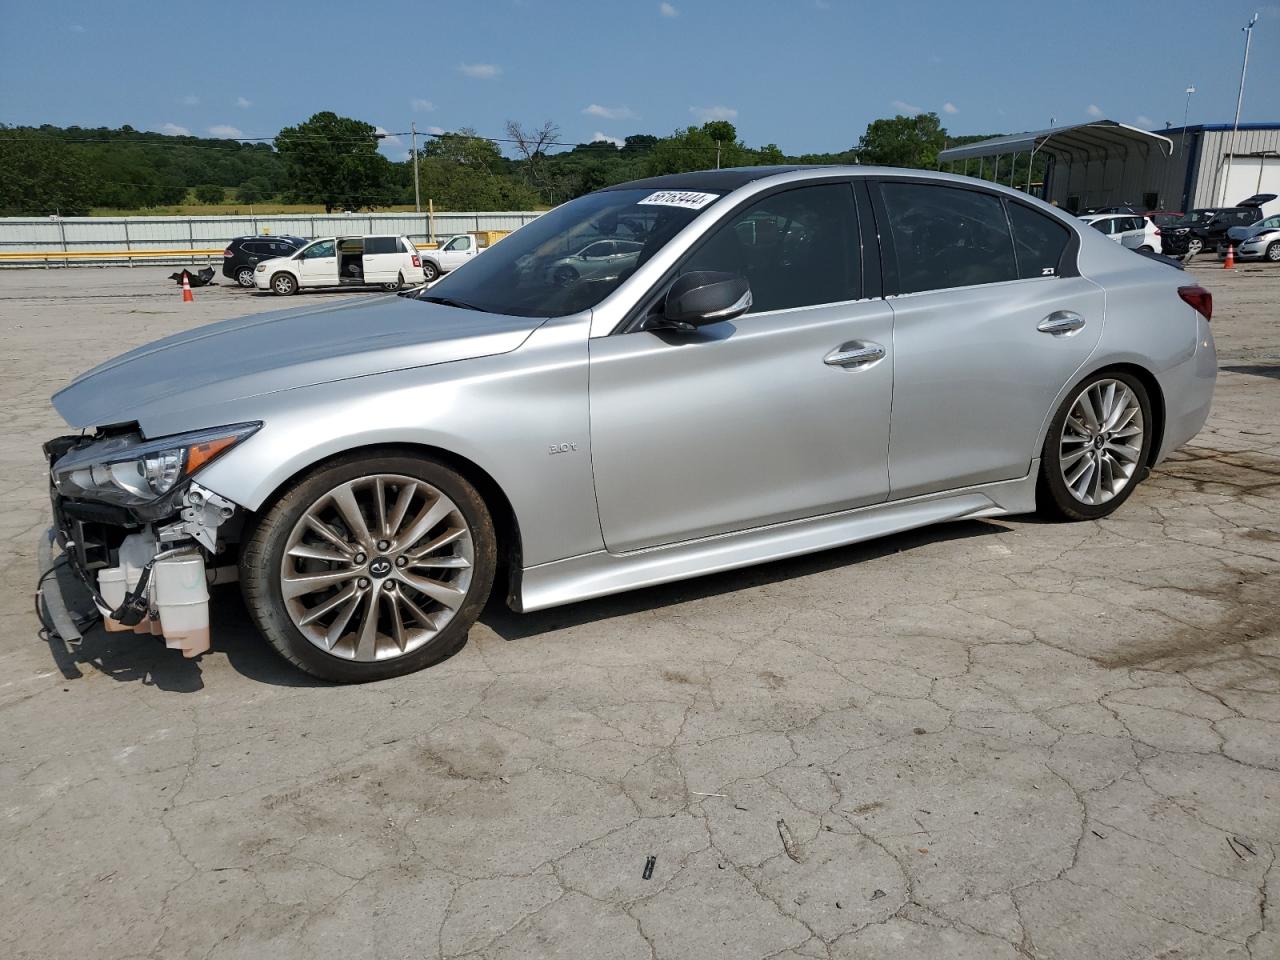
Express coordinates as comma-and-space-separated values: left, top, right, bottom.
256, 235, 426, 295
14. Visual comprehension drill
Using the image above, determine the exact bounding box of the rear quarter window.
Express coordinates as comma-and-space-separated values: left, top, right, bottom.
1007, 203, 1070, 278
364, 236, 400, 255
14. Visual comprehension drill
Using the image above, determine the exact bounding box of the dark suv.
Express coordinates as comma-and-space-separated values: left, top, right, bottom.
1160, 209, 1230, 258
222, 236, 308, 287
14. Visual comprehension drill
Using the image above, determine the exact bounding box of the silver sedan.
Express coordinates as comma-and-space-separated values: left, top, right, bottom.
44, 166, 1216, 681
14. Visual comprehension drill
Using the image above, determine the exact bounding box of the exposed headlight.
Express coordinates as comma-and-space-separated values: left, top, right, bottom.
256, 263, 268, 272
52, 422, 260, 507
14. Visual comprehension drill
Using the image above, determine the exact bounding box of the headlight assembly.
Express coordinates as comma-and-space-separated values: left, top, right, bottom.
52, 422, 260, 507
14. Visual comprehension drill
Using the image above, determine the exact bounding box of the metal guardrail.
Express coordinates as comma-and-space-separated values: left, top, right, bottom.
0, 241, 448, 267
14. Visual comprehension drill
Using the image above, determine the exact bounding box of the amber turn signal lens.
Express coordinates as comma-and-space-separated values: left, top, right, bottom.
185, 436, 238, 475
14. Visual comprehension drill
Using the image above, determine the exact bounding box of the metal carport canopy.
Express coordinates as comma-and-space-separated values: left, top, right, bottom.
938, 120, 1173, 163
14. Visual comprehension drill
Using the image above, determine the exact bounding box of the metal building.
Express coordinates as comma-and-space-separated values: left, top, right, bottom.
938, 119, 1280, 213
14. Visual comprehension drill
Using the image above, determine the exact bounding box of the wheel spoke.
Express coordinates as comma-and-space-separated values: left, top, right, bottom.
386, 482, 418, 539
398, 571, 466, 609
398, 591, 439, 630
324, 593, 362, 649
298, 583, 358, 627
397, 496, 454, 553
304, 516, 355, 556
282, 568, 359, 599
1106, 441, 1141, 463
287, 542, 353, 564
406, 525, 467, 560
1088, 454, 1104, 501
384, 592, 407, 652
1077, 392, 1100, 431
374, 478, 389, 539
1060, 446, 1090, 469
410, 555, 471, 570
331, 483, 373, 550
1102, 387, 1132, 430
353, 593, 379, 661
1099, 382, 1116, 424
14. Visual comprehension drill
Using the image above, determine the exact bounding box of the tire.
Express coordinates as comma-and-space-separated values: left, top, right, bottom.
381, 273, 404, 292
236, 266, 256, 288
1186, 237, 1203, 257
271, 272, 298, 296
1267, 241, 1280, 263
1138, 245, 1153, 253
421, 260, 440, 283
1038, 371, 1153, 521
553, 265, 579, 287
240, 452, 497, 682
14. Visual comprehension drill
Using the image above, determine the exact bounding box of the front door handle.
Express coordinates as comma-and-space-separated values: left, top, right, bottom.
824, 341, 886, 368
1037, 311, 1086, 336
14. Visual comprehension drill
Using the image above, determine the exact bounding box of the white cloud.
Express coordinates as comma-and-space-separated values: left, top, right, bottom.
426, 125, 447, 136
181, 94, 200, 106
69, 23, 85, 33
459, 62, 501, 79
1086, 103, 1104, 118
592, 132, 625, 147
1136, 114, 1154, 127
890, 99, 922, 115
235, 96, 252, 109
942, 101, 959, 115
159, 122, 191, 136
411, 98, 436, 112
690, 105, 738, 122
660, 2, 678, 16
374, 126, 403, 147
207, 124, 243, 138
583, 104, 636, 120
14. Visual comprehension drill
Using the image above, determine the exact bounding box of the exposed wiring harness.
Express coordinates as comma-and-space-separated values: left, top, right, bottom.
34, 556, 102, 642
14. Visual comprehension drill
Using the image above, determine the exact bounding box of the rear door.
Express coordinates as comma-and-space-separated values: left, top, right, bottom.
872, 179, 1105, 499
361, 236, 401, 283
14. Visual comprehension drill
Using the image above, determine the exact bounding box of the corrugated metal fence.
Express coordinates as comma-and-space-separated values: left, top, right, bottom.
0, 211, 544, 266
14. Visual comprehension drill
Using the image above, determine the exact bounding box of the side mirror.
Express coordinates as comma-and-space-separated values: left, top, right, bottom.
659, 271, 752, 331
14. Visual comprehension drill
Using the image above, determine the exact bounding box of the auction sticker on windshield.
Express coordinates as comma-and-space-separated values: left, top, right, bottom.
637, 191, 719, 210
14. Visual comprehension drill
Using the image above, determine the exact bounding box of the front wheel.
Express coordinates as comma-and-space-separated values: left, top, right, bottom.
236, 266, 256, 287
421, 260, 440, 283
1186, 237, 1203, 257
240, 453, 497, 682
1267, 241, 1280, 263
271, 272, 298, 296
1038, 372, 1153, 521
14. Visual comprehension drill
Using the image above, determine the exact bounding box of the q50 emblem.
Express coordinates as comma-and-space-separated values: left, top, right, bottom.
548, 442, 579, 455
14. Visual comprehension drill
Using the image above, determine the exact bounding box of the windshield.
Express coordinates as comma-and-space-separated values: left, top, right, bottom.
416, 188, 716, 317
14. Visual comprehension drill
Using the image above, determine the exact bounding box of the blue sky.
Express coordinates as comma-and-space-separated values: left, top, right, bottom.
2, 0, 1277, 158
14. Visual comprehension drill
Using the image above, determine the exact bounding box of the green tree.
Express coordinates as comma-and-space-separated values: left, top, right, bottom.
194, 183, 224, 204
0, 132, 94, 215
237, 176, 272, 204
274, 112, 395, 211
856, 112, 947, 169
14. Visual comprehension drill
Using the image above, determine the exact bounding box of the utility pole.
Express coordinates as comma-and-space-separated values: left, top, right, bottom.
715, 140, 721, 169
1179, 86, 1195, 159
411, 122, 421, 214
1221, 13, 1259, 205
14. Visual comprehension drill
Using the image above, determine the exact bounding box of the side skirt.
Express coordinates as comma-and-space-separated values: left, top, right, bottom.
515, 463, 1039, 612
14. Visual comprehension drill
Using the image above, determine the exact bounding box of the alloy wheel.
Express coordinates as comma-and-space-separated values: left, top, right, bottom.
237, 268, 256, 287
1059, 378, 1145, 506
279, 474, 475, 662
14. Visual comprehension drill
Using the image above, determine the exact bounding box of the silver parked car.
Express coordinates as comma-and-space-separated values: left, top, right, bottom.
44, 166, 1217, 682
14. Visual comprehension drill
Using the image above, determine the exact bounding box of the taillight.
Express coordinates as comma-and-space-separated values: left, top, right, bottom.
411, 254, 421, 267
1178, 285, 1212, 322
223, 248, 233, 257
1154, 228, 1161, 236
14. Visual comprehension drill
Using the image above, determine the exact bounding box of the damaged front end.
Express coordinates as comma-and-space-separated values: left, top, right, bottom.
44, 422, 259, 657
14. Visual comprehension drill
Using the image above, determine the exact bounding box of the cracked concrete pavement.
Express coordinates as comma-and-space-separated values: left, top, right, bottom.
0, 263, 1277, 959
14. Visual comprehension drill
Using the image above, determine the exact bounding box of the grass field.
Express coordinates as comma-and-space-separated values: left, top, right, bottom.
87, 202, 435, 217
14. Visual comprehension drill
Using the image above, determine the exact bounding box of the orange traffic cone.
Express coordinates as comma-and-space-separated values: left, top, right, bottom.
1224, 244, 1235, 269
181, 272, 194, 302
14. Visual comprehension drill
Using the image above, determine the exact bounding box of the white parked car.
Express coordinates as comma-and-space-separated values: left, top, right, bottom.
1225, 214, 1280, 262
419, 234, 481, 282
256, 235, 426, 295
1079, 214, 1160, 253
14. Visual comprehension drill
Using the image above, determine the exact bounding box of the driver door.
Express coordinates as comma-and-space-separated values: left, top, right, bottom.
297, 239, 337, 285
588, 181, 894, 553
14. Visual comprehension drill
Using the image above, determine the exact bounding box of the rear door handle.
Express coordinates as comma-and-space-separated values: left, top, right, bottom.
1037, 311, 1086, 336
824, 341, 886, 368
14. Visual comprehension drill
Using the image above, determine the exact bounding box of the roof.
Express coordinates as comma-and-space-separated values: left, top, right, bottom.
939, 120, 1174, 163
1159, 122, 1280, 134
603, 166, 821, 194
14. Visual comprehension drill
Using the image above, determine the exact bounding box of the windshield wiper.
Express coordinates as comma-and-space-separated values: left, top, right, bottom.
418, 294, 484, 311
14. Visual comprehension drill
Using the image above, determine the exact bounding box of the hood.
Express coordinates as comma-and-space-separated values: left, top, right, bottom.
53, 295, 545, 432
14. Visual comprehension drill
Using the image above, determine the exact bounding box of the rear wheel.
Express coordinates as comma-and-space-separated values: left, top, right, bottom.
236, 266, 256, 287
271, 272, 298, 296
381, 273, 404, 292
241, 453, 496, 682
1038, 372, 1152, 521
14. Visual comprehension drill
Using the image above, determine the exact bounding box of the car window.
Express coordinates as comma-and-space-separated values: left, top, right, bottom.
579, 240, 613, 257
364, 236, 400, 255
301, 239, 335, 259
1007, 202, 1070, 278
270, 242, 296, 256
400, 237, 416, 253
680, 183, 861, 313
444, 236, 472, 252
1088, 220, 1111, 235
881, 182, 1017, 293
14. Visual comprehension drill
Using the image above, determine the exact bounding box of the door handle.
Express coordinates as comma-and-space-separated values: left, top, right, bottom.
1037, 311, 1086, 336
824, 341, 886, 368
